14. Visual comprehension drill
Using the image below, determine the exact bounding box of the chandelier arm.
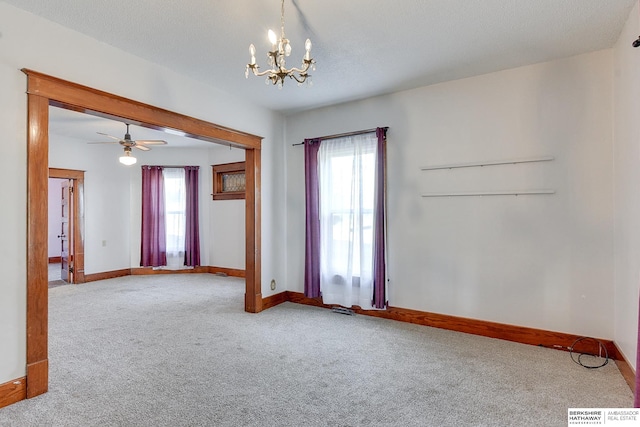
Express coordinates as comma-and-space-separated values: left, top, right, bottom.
288, 73, 308, 84
287, 65, 311, 74
251, 68, 275, 77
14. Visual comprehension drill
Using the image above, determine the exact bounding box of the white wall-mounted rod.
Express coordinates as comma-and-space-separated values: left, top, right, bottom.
420, 156, 554, 171
421, 190, 556, 197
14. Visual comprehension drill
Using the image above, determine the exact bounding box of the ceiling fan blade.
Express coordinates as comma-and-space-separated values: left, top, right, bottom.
87, 141, 118, 145
96, 132, 122, 141
136, 140, 168, 145
134, 145, 151, 151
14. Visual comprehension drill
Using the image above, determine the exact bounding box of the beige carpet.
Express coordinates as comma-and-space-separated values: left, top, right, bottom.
0, 274, 633, 426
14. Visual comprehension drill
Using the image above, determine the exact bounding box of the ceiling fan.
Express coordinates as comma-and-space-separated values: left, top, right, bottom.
89, 123, 168, 165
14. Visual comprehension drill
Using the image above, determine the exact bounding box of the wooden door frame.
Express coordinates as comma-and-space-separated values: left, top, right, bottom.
24, 69, 263, 399
48, 168, 85, 284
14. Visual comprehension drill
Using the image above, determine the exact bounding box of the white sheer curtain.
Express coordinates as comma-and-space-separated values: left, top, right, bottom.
318, 133, 377, 309
162, 168, 187, 270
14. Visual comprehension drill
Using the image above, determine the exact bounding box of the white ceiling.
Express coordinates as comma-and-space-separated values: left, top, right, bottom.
47, 107, 216, 149
5, 0, 637, 146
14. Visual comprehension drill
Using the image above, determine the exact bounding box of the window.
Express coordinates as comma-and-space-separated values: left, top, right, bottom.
140, 166, 200, 269
321, 141, 375, 281
163, 168, 187, 269
212, 162, 246, 200
304, 128, 387, 310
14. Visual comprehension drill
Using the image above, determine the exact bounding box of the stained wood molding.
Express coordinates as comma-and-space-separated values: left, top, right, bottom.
613, 342, 636, 393
48, 257, 61, 263
24, 69, 262, 149
208, 266, 246, 278
84, 269, 132, 283
0, 377, 26, 409
244, 148, 262, 313
26, 360, 48, 398
285, 292, 624, 361
131, 266, 210, 275
26, 92, 49, 400
261, 291, 289, 310
80, 266, 246, 282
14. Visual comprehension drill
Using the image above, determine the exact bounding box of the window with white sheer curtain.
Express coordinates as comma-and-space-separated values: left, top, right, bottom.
162, 168, 187, 269
318, 133, 377, 308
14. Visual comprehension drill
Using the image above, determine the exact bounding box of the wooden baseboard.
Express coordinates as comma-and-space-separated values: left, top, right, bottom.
613, 342, 636, 394
0, 377, 26, 409
84, 268, 131, 283
80, 266, 246, 282
286, 291, 624, 361
131, 266, 211, 275
208, 266, 246, 278
48, 256, 61, 264
261, 291, 289, 310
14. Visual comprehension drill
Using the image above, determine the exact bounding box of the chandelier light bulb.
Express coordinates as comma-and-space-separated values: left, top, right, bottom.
305, 38, 312, 52
268, 29, 277, 46
249, 44, 256, 65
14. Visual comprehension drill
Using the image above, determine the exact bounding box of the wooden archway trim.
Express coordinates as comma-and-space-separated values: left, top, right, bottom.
24, 69, 263, 399
24, 69, 261, 149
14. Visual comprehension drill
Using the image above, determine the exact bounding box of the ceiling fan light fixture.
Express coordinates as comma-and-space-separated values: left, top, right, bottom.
119, 147, 137, 165
245, 0, 315, 88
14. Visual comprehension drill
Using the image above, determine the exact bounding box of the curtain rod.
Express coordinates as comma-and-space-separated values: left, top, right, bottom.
292, 127, 388, 146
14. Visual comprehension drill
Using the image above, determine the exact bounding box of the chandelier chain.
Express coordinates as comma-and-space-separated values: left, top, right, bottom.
280, 0, 285, 38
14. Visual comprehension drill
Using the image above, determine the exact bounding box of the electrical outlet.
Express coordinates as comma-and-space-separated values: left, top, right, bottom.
270, 279, 276, 290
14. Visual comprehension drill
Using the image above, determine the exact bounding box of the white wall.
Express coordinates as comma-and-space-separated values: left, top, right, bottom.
0, 2, 285, 384
613, 1, 640, 369
48, 178, 64, 258
285, 50, 615, 339
209, 147, 246, 270
50, 134, 134, 274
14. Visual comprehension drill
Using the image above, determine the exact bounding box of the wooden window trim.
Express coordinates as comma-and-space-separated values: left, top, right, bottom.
212, 161, 246, 200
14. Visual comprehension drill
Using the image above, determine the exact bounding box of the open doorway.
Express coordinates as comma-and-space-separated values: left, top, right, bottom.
47, 177, 65, 284
25, 69, 263, 399
48, 168, 85, 285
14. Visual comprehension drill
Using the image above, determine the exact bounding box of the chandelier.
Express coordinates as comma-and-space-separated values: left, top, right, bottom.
245, 0, 315, 88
